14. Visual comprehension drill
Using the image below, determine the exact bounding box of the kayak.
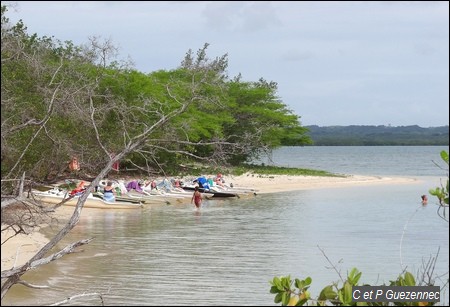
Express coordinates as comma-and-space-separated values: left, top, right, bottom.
30, 189, 144, 209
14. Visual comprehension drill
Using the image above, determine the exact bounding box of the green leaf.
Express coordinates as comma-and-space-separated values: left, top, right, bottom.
318, 285, 337, 301
349, 267, 358, 279
295, 278, 302, 289
347, 268, 362, 286
272, 276, 284, 290
281, 276, 292, 290
270, 285, 280, 294
440, 150, 449, 164
338, 289, 344, 304
404, 271, 416, 286
343, 282, 353, 305
281, 292, 289, 306
274, 292, 283, 304
304, 277, 312, 286
270, 276, 280, 286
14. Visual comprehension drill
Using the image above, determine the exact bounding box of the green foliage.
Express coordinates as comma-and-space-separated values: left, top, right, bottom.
270, 275, 311, 306
1, 5, 311, 185
270, 269, 436, 306
224, 80, 311, 164
237, 164, 343, 177
428, 151, 449, 204
269, 151, 448, 306
174, 164, 342, 178
428, 151, 449, 220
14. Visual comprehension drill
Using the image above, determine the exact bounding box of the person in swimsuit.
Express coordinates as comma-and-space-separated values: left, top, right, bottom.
103, 181, 116, 202
191, 186, 203, 209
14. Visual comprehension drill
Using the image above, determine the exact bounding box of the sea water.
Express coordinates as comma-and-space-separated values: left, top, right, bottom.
3, 146, 449, 306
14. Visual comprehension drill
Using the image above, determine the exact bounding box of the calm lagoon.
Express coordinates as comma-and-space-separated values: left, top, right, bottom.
3, 146, 449, 306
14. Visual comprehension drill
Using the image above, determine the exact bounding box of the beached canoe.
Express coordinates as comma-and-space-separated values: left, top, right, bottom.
181, 185, 257, 198
125, 190, 189, 205
181, 185, 238, 197
30, 190, 144, 209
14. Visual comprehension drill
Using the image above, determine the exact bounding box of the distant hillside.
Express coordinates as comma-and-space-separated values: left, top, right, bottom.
305, 125, 449, 146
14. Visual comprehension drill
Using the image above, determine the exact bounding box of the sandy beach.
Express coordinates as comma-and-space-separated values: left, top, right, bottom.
1, 173, 418, 272
227, 173, 417, 194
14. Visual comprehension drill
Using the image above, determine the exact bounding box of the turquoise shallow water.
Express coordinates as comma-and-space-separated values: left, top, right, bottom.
3, 146, 449, 306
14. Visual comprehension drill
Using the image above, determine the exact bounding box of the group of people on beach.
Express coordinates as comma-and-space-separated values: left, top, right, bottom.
68, 172, 230, 210
70, 179, 206, 210
106, 179, 204, 210
103, 178, 204, 209
100, 179, 156, 202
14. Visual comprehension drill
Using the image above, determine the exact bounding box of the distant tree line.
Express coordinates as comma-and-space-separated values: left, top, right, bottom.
305, 125, 449, 146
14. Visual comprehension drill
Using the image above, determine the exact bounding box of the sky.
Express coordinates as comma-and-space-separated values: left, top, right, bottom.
4, 1, 449, 127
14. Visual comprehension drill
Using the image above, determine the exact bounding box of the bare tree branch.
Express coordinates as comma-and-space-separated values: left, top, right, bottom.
49, 291, 105, 306
2, 238, 93, 279
317, 245, 344, 283
16, 279, 50, 289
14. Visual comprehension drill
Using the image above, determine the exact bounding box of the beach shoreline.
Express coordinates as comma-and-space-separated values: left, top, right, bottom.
1, 173, 419, 271
227, 173, 418, 194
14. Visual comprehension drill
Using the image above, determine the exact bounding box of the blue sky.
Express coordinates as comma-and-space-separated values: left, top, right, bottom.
4, 1, 449, 127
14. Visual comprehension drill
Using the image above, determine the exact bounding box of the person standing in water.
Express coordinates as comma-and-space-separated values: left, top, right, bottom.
421, 194, 428, 205
103, 181, 116, 202
191, 186, 203, 209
